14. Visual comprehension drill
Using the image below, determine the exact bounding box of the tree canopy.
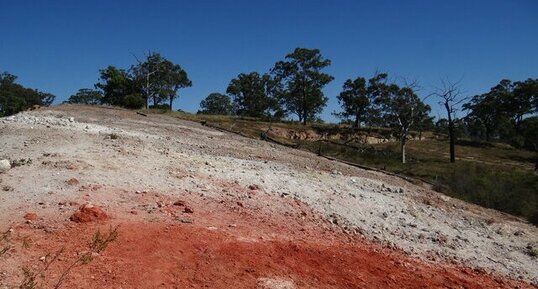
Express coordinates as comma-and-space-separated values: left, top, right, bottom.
131, 52, 191, 110
272, 48, 334, 125
0, 72, 55, 117
335, 73, 388, 128
463, 79, 538, 143
226, 72, 282, 118
374, 81, 430, 163
65, 88, 103, 105
198, 93, 234, 115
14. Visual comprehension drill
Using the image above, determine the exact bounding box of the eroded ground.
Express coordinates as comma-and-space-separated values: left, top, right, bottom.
0, 105, 536, 288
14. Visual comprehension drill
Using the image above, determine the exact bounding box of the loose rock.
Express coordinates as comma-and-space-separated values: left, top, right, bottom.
24, 212, 38, 221
65, 178, 80, 186
0, 159, 11, 173
70, 204, 108, 223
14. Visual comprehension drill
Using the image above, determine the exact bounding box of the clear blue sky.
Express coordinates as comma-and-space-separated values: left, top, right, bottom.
1, 0, 537, 121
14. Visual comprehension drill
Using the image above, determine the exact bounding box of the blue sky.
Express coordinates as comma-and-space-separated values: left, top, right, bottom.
1, 0, 537, 121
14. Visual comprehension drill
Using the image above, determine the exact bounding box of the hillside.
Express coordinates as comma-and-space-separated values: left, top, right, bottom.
0, 105, 537, 288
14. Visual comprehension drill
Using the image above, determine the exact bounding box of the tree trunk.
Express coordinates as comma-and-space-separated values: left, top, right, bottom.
169, 97, 173, 111
445, 102, 455, 163
354, 114, 360, 129
401, 137, 407, 164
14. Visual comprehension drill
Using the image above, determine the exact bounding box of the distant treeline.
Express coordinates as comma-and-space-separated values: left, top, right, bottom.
2, 48, 537, 154
0, 72, 55, 116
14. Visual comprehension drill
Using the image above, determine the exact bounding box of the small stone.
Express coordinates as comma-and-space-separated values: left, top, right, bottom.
248, 184, 260, 191
2, 185, 13, 192
183, 206, 194, 214
65, 178, 80, 186
178, 217, 193, 224
173, 200, 186, 206
0, 159, 11, 173
24, 212, 38, 221
68, 117, 74, 122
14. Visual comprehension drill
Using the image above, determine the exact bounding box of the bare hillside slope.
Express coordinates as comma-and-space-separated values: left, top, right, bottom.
0, 105, 536, 288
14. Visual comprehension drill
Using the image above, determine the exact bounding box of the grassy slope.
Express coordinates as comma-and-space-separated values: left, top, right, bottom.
163, 110, 538, 225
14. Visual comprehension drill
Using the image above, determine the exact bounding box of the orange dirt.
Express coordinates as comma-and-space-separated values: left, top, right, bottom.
23, 212, 38, 221
9, 190, 534, 289
69, 204, 109, 223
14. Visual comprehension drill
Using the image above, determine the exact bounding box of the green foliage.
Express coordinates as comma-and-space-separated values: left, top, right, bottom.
64, 88, 102, 105
464, 78, 538, 145
89, 226, 118, 253
0, 72, 56, 117
93, 52, 190, 110
373, 80, 431, 163
122, 94, 145, 109
198, 92, 234, 115
272, 48, 334, 125
131, 52, 191, 110
226, 72, 283, 118
335, 73, 389, 128
95, 66, 139, 107
149, 104, 171, 110
519, 116, 538, 151
441, 164, 537, 218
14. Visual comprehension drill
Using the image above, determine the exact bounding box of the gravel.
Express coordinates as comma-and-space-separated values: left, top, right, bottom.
1, 105, 537, 283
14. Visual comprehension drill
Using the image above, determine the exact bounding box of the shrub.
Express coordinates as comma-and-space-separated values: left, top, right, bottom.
149, 104, 170, 110
122, 94, 145, 109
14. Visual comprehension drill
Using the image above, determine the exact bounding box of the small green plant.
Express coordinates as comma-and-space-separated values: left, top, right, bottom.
22, 236, 32, 249
18, 226, 119, 289
0, 245, 10, 257
20, 249, 63, 289
19, 267, 37, 289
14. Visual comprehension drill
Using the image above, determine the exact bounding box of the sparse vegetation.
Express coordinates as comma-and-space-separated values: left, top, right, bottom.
162, 109, 538, 225
18, 226, 118, 289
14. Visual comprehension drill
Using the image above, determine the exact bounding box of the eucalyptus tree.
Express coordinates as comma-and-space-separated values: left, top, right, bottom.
272, 48, 333, 125
226, 72, 282, 118
198, 92, 234, 115
376, 81, 429, 164
336, 73, 388, 128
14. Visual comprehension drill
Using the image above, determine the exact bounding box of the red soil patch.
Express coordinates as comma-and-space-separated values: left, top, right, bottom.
69, 204, 108, 223
23, 212, 37, 221
21, 221, 533, 289
3, 185, 534, 288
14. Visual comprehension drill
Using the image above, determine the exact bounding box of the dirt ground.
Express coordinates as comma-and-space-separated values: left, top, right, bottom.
0, 105, 537, 288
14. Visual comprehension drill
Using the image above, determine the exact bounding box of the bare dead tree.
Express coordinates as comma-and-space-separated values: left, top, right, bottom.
132, 52, 159, 109
433, 79, 467, 163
